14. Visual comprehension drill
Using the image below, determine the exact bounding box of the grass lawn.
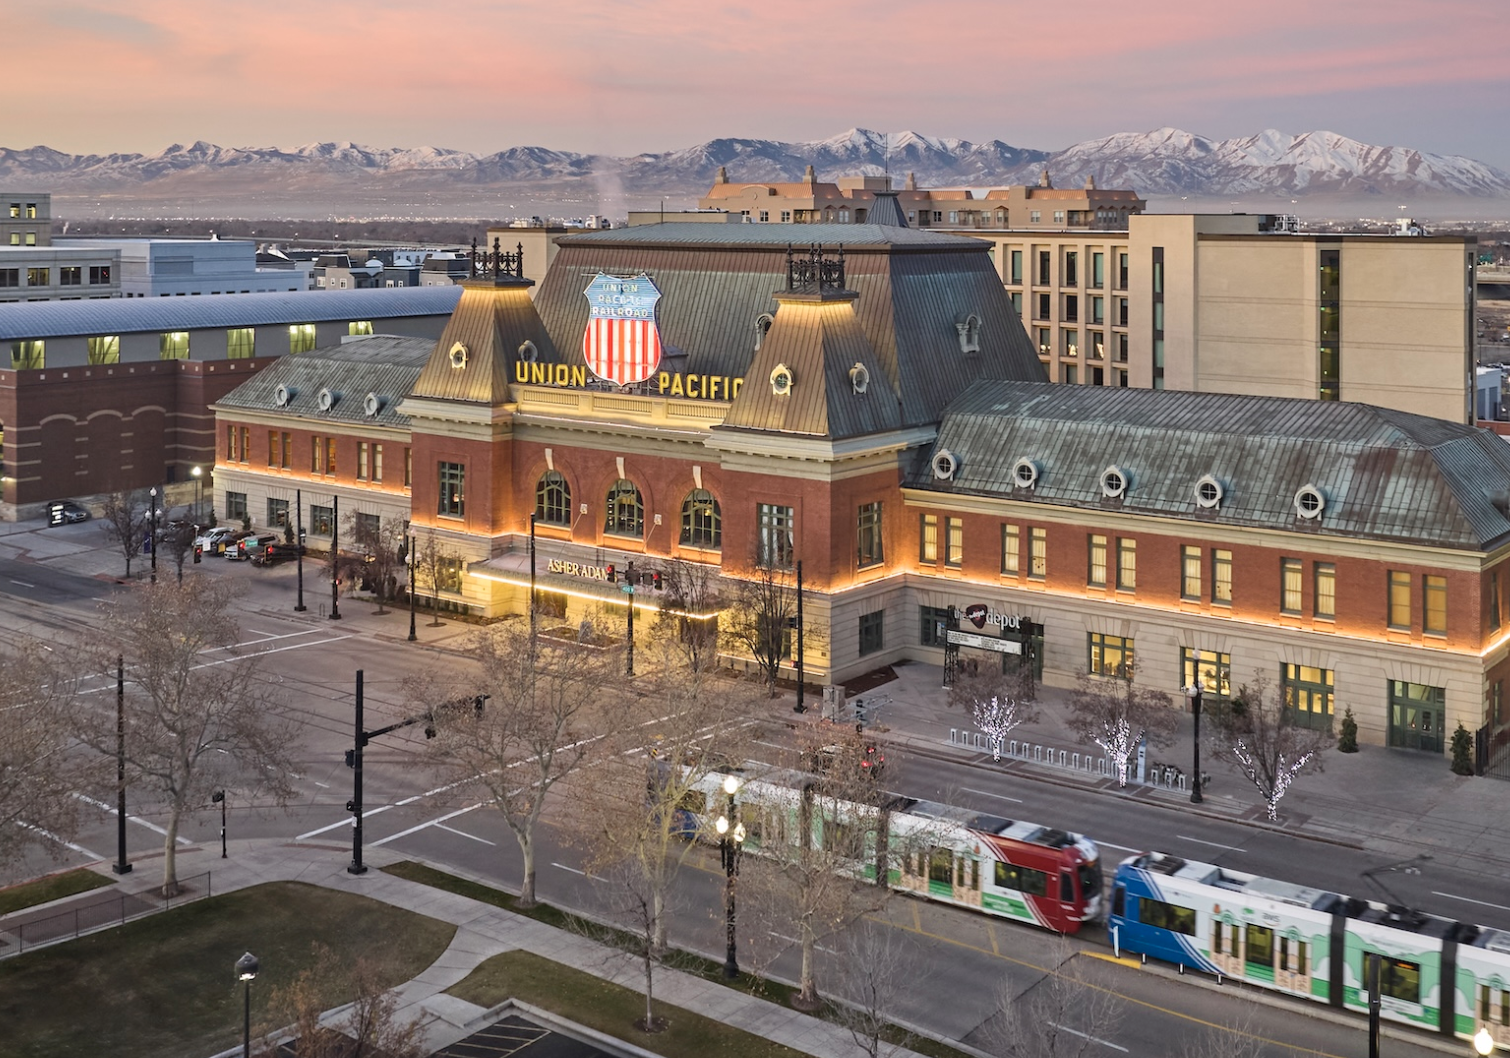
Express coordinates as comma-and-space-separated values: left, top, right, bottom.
387, 861, 973, 1058
451, 949, 812, 1058
0, 869, 114, 917
0, 881, 455, 1058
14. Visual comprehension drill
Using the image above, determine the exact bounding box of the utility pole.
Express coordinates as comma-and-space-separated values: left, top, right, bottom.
329, 494, 341, 620
112, 655, 131, 875
294, 488, 306, 612
348, 669, 366, 874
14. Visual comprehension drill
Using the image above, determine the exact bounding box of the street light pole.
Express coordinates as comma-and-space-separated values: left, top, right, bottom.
348, 669, 367, 875
235, 951, 259, 1058
794, 560, 805, 714
529, 513, 538, 647
625, 560, 635, 677
715, 774, 745, 978
112, 654, 131, 875
329, 494, 342, 620
406, 531, 417, 642
191, 465, 203, 527
212, 790, 227, 858
1187, 651, 1204, 804
294, 488, 306, 612
148, 486, 158, 584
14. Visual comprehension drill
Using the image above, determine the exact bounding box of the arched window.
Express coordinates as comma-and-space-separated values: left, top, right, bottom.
605, 479, 644, 537
680, 489, 721, 549
754, 313, 775, 352
535, 471, 570, 526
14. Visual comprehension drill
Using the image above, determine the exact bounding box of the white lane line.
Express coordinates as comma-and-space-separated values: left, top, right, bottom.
771, 932, 837, 955
1095, 841, 1143, 853
1176, 835, 1246, 854
435, 823, 495, 846
10, 579, 35, 588
73, 794, 191, 844
296, 804, 395, 840
1046, 1023, 1128, 1053
215, 628, 329, 651
194, 635, 354, 669
552, 862, 600, 879
1432, 891, 1510, 913
371, 803, 483, 847
753, 739, 787, 750
962, 787, 1023, 804
18, 822, 105, 862
313, 781, 330, 789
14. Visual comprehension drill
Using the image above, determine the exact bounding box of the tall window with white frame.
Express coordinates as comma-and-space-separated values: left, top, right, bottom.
536, 471, 571, 526
1001, 523, 1019, 574
857, 502, 884, 569
1281, 558, 1303, 615
920, 514, 938, 564
1424, 575, 1446, 636
945, 518, 963, 568
1088, 535, 1107, 587
438, 462, 465, 519
757, 503, 794, 569
1388, 570, 1411, 630
1029, 527, 1047, 580
605, 479, 644, 537
1116, 537, 1136, 591
1181, 545, 1202, 600
1314, 563, 1336, 620
1212, 549, 1232, 606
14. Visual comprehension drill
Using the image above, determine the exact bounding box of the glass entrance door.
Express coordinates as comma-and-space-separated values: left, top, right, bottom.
1388, 682, 1445, 753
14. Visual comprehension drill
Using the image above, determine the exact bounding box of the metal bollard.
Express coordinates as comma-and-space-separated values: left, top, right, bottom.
1059, 750, 1067, 767
950, 728, 957, 744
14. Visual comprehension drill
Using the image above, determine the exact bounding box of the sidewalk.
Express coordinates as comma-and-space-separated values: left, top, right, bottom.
77, 840, 936, 1058
823, 660, 1509, 873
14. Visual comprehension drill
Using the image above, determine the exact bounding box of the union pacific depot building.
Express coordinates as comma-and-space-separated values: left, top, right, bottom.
211, 211, 1510, 757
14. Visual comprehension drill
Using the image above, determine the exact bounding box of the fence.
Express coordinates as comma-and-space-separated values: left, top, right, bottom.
945, 730, 1189, 791
0, 870, 212, 959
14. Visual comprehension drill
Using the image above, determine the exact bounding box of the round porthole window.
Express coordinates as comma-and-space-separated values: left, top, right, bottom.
1195, 474, 1223, 509
1294, 484, 1326, 520
363, 392, 381, 417
932, 448, 958, 481
849, 363, 870, 394
449, 341, 469, 369
518, 340, 538, 364
770, 363, 794, 396
1012, 458, 1039, 489
317, 387, 336, 412
1101, 465, 1128, 499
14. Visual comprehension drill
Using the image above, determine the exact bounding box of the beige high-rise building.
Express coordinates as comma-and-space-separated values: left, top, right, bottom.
1125, 215, 1478, 423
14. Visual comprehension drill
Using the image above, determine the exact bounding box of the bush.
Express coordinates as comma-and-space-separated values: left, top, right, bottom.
1450, 722, 1475, 776
1338, 708, 1359, 753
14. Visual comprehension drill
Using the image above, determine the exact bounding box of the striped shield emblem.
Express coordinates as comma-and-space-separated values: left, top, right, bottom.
582, 272, 663, 386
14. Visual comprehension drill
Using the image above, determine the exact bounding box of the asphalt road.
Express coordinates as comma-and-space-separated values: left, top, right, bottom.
0, 553, 1475, 1058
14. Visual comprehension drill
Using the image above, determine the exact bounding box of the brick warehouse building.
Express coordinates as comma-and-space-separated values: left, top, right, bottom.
212, 220, 1510, 755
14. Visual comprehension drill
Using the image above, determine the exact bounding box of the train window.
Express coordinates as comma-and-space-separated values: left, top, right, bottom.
1378, 957, 1421, 1005
971, 859, 981, 891
930, 849, 954, 884
1483, 985, 1510, 1026
1245, 925, 1275, 973
1278, 937, 1307, 975
995, 861, 1049, 896
1060, 873, 1074, 902
1077, 863, 1102, 898
956, 858, 966, 888
1138, 897, 1197, 936
1111, 885, 1125, 917
1212, 923, 1225, 955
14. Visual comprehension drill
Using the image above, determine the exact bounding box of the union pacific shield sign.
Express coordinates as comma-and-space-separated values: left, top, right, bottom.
582, 272, 663, 386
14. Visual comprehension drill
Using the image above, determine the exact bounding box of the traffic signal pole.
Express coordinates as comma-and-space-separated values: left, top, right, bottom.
348, 669, 366, 874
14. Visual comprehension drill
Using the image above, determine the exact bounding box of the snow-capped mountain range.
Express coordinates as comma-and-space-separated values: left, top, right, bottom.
2, 127, 1506, 198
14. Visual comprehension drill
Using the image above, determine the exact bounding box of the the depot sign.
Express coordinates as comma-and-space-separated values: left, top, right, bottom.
962, 603, 1026, 631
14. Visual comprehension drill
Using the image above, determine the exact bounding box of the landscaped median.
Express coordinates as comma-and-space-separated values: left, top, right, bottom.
0, 868, 115, 917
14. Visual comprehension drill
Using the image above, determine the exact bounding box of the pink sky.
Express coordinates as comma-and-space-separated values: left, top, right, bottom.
11, 0, 1510, 165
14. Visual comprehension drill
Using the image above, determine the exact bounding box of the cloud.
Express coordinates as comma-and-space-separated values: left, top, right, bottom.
41, 5, 166, 42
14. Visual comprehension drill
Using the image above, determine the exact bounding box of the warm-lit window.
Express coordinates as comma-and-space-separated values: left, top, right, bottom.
758, 503, 795, 569
680, 488, 721, 548
310, 504, 334, 536
1001, 524, 1019, 574
1388, 571, 1411, 630
1424, 575, 1446, 636
1281, 558, 1303, 614
372, 444, 382, 482
324, 437, 336, 476
267, 431, 278, 467
1181, 546, 1202, 600
87, 335, 119, 365
1088, 535, 1107, 587
857, 502, 884, 568
1314, 563, 1335, 619
348, 321, 374, 336
159, 332, 189, 360
357, 442, 369, 481
1088, 632, 1133, 678
1212, 549, 1232, 605
1282, 664, 1334, 730
1029, 528, 1047, 579
605, 479, 643, 537
289, 324, 317, 354
920, 514, 938, 564
946, 518, 963, 568
404, 447, 412, 488
27, 267, 49, 287
438, 462, 466, 518
239, 427, 249, 464
227, 328, 255, 359
1116, 538, 1136, 591
1183, 649, 1231, 698
536, 471, 572, 526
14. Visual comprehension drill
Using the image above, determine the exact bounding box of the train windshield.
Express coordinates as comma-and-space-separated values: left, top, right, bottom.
1078, 861, 1103, 900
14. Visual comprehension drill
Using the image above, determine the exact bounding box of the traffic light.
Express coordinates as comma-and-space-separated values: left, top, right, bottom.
605, 564, 616, 583
193, 544, 202, 564
346, 800, 356, 814
651, 570, 663, 590
344, 749, 355, 768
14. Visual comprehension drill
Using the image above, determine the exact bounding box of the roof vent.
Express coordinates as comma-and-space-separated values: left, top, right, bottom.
1012, 458, 1039, 490
274, 384, 294, 407
317, 387, 337, 412
363, 392, 382, 417
1195, 474, 1224, 510
932, 448, 958, 481
1100, 465, 1129, 499
1294, 484, 1326, 520
849, 363, 870, 394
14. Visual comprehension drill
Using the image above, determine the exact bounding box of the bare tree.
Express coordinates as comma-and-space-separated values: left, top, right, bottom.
1065, 669, 1178, 787
652, 559, 723, 673
161, 523, 195, 585
80, 577, 296, 895
423, 621, 617, 908
983, 942, 1126, 1058
100, 489, 148, 578
951, 666, 1040, 762
416, 530, 462, 626
1213, 674, 1332, 822
0, 638, 92, 871
1174, 998, 1271, 1058
720, 560, 795, 697
345, 511, 406, 614
257, 944, 427, 1058
828, 923, 919, 1058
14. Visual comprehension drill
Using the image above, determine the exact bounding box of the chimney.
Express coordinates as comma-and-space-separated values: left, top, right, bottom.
905, 172, 917, 191
715, 166, 728, 184
1084, 174, 1096, 190
1039, 170, 1053, 189
804, 164, 816, 184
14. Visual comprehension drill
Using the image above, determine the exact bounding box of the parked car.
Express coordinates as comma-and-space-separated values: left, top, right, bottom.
252, 542, 307, 567
194, 527, 238, 555
46, 500, 91, 525
228, 533, 278, 561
